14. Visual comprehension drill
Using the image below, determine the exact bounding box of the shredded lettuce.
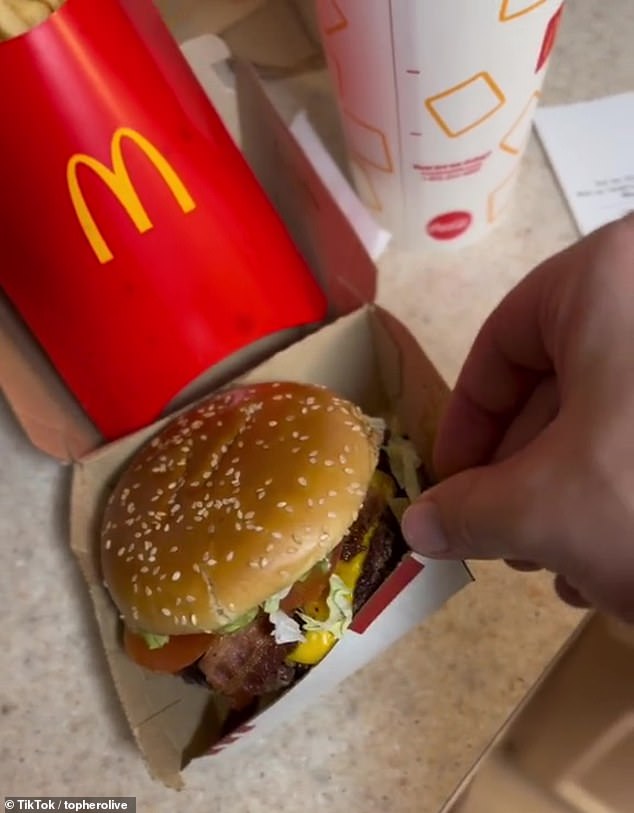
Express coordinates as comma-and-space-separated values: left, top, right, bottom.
387, 496, 410, 523
221, 606, 258, 634
367, 415, 387, 439
263, 586, 304, 644
141, 632, 170, 650
384, 431, 423, 503
269, 610, 305, 644
298, 574, 353, 640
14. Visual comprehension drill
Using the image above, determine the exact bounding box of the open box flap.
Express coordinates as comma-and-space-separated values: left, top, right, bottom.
157, 0, 324, 76
70, 305, 471, 788
0, 43, 376, 462
236, 61, 376, 315
154, 0, 267, 44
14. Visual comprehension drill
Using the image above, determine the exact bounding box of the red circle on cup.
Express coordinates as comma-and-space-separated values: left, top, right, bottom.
426, 211, 473, 241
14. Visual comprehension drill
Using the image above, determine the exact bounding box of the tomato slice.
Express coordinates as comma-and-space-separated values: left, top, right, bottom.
280, 543, 342, 613
123, 627, 215, 673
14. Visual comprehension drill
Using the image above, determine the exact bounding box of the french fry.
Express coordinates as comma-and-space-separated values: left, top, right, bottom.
0, 0, 62, 41
0, 0, 31, 39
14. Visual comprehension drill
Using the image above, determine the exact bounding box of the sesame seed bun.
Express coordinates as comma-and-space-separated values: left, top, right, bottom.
100, 382, 383, 636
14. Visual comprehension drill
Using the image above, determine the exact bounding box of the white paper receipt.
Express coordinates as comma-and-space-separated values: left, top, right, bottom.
534, 92, 634, 235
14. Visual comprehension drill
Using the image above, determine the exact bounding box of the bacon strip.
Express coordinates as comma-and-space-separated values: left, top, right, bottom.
198, 614, 296, 698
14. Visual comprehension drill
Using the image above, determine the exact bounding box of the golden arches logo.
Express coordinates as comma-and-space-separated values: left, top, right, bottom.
67, 127, 196, 264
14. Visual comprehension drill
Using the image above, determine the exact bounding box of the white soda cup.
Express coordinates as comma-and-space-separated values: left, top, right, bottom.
315, 0, 564, 250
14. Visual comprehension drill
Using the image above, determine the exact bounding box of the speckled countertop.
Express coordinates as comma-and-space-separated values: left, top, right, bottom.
1, 1, 632, 811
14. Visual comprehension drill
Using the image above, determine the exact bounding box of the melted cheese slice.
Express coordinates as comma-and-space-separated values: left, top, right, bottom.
287, 471, 395, 666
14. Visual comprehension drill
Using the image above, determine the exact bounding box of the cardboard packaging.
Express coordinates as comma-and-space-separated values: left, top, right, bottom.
440, 613, 634, 813
0, 0, 326, 442
314, 0, 565, 251
0, 7, 471, 789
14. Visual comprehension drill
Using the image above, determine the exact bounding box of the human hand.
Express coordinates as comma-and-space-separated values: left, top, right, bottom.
402, 214, 634, 622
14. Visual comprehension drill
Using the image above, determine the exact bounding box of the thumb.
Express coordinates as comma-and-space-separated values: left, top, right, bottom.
401, 453, 549, 564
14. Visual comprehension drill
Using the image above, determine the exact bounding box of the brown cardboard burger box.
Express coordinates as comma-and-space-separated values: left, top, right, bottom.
439, 612, 634, 813
0, 4, 472, 790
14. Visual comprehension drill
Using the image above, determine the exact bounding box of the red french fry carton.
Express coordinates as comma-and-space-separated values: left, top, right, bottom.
0, 0, 327, 440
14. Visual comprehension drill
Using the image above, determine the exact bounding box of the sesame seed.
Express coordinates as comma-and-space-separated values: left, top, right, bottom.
266, 543, 275, 552
193, 563, 201, 573
284, 506, 294, 513
307, 498, 315, 507
117, 547, 126, 557
285, 415, 295, 422
324, 460, 335, 467
104, 539, 112, 550
244, 511, 255, 520
127, 503, 135, 514
272, 532, 283, 540
328, 511, 337, 519
298, 477, 308, 487
153, 566, 160, 575
300, 435, 310, 442
345, 468, 355, 475
229, 602, 236, 610
320, 532, 330, 541
226, 551, 235, 562
186, 595, 196, 603
265, 478, 273, 486
173, 616, 180, 626
144, 541, 152, 551
140, 566, 149, 574
260, 557, 269, 567
172, 571, 181, 582
249, 560, 260, 569
145, 586, 152, 596
161, 608, 171, 617
191, 614, 198, 625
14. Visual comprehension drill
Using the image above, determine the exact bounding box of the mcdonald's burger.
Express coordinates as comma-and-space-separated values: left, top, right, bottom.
100, 381, 422, 710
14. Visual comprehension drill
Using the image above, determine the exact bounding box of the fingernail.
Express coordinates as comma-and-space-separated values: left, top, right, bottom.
402, 501, 450, 556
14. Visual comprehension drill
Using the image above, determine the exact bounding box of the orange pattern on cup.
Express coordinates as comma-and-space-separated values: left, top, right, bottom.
499, 0, 547, 22
350, 159, 383, 211
425, 72, 506, 138
487, 164, 521, 222
500, 90, 541, 154
343, 109, 394, 173
322, 0, 348, 34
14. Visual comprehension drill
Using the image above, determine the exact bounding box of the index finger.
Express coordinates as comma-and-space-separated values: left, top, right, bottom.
433, 240, 578, 479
